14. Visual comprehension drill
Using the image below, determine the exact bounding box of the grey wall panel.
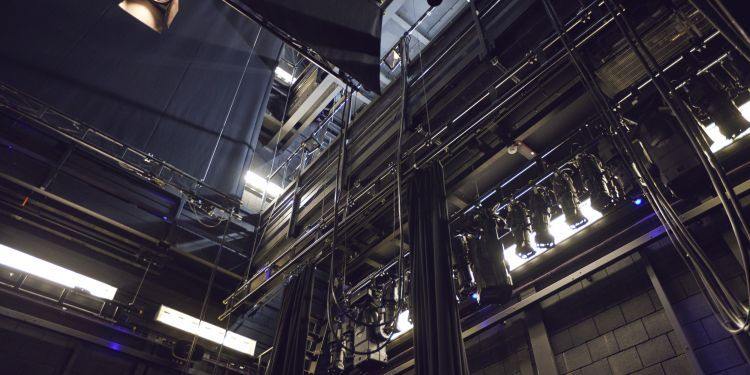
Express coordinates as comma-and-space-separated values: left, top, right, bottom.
0, 0, 281, 198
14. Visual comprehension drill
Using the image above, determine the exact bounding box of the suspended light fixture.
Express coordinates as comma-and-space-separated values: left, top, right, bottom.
703, 100, 750, 152
528, 186, 555, 249
460, 210, 514, 305
504, 199, 603, 271
552, 170, 588, 229
450, 234, 476, 296
244, 171, 282, 198
505, 200, 536, 259
575, 153, 614, 212
686, 76, 750, 139
119, 0, 179, 33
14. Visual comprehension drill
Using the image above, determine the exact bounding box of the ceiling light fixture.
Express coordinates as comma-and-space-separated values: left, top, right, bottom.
244, 171, 282, 198
0, 243, 117, 300
155, 305, 256, 356
119, 0, 179, 33
274, 66, 295, 85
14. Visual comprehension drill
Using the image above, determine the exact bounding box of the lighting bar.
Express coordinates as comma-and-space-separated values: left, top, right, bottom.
244, 171, 282, 198
0, 243, 117, 300
155, 305, 256, 356
707, 101, 750, 152
504, 199, 603, 271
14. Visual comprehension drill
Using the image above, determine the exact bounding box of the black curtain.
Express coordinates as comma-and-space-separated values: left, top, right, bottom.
267, 264, 314, 375
408, 161, 469, 375
0, 0, 281, 199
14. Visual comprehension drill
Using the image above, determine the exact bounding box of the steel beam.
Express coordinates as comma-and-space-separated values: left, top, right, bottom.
526, 304, 558, 375
643, 256, 705, 375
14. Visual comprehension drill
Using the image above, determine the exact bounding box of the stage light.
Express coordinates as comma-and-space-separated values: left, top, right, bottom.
552, 170, 588, 229
528, 186, 555, 249
705, 101, 750, 152
156, 305, 256, 355
450, 234, 476, 295
633, 197, 644, 206
504, 199, 602, 271
0, 243, 117, 300
119, 0, 179, 34
460, 211, 514, 305
244, 171, 282, 198
471, 292, 478, 300
575, 153, 614, 212
686, 77, 749, 139
506, 200, 536, 259
391, 310, 413, 339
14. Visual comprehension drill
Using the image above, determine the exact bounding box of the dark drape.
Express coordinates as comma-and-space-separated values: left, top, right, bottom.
268, 264, 314, 375
0, 0, 281, 199
408, 161, 469, 375
235, 0, 383, 93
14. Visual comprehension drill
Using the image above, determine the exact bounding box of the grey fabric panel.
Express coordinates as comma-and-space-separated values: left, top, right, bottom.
0, 0, 281, 198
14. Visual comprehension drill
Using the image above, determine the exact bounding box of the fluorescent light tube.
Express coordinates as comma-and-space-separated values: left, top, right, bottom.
274, 66, 295, 85
244, 171, 282, 198
156, 305, 256, 356
0, 243, 117, 300
504, 199, 603, 271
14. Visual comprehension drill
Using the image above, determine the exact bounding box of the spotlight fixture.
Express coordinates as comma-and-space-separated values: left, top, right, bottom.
463, 210, 513, 304
528, 186, 555, 249
685, 75, 750, 139
505, 200, 536, 259
119, 0, 179, 33
552, 170, 588, 229
450, 234, 476, 296
633, 197, 644, 206
575, 153, 614, 212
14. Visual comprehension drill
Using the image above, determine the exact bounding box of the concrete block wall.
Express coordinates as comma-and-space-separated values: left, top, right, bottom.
649, 241, 750, 375
465, 318, 533, 375
542, 255, 693, 375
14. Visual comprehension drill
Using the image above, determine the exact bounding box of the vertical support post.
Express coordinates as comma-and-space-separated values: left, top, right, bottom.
469, 0, 491, 60
61, 343, 82, 375
162, 196, 186, 246
525, 304, 558, 375
643, 256, 705, 374
287, 179, 302, 238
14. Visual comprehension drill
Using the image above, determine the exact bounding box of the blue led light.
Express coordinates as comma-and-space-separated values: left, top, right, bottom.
471, 292, 478, 300
633, 197, 644, 206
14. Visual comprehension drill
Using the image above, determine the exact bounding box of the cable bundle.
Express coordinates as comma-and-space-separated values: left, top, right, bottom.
542, 0, 750, 334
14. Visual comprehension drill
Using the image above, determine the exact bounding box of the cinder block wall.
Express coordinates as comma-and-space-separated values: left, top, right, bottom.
459, 242, 750, 375
543, 255, 690, 375
465, 318, 533, 374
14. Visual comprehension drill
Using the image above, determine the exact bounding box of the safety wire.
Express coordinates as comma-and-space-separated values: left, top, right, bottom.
324, 92, 397, 355
184, 217, 232, 371
541, 0, 750, 335
242, 55, 301, 282
325, 36, 411, 355
602, 0, 750, 333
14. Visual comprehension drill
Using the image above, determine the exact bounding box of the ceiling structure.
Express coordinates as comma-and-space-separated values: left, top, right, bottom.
1, 0, 750, 374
